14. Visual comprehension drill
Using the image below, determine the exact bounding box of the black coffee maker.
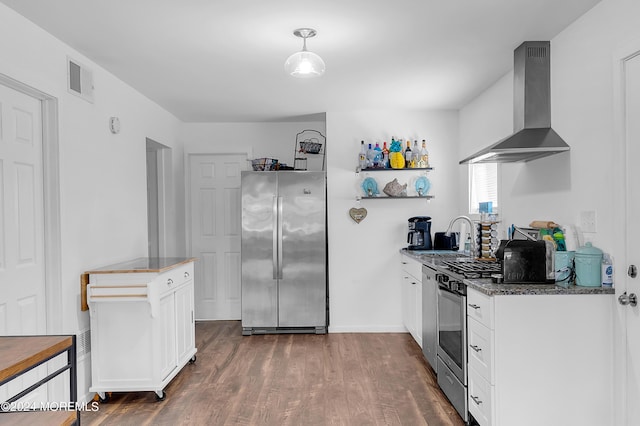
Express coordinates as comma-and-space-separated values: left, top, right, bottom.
407, 216, 432, 250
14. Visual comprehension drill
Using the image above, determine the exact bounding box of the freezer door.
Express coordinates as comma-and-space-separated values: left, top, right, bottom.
276, 172, 327, 327
241, 171, 278, 327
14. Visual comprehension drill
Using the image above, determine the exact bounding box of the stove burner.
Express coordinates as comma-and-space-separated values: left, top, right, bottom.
443, 260, 501, 279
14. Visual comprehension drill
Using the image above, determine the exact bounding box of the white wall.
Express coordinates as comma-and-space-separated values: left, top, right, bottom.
0, 4, 185, 401
183, 121, 326, 169
458, 72, 513, 221
326, 109, 459, 331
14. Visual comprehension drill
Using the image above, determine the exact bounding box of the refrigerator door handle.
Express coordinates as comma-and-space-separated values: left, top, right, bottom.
277, 196, 284, 279
272, 196, 278, 280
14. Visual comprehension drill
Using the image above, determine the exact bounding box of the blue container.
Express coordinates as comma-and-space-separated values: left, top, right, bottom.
555, 251, 575, 283
574, 243, 603, 287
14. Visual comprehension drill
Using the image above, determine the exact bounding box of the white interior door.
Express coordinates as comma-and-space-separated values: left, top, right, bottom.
0, 83, 46, 334
0, 83, 47, 402
189, 154, 246, 320
623, 51, 640, 425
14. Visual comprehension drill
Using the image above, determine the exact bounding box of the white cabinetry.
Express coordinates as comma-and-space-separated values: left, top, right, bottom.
466, 287, 613, 426
401, 255, 422, 347
87, 258, 197, 400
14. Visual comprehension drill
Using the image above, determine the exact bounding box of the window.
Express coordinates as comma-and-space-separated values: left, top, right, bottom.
469, 163, 498, 214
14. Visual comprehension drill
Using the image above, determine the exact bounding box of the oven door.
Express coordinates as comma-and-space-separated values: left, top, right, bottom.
437, 285, 467, 384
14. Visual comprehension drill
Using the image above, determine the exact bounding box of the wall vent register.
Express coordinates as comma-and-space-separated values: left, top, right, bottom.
67, 57, 94, 103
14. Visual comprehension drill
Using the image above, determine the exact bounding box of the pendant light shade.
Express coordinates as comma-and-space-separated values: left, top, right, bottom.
284, 28, 325, 78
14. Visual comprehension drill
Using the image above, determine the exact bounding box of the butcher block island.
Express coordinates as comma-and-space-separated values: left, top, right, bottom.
85, 257, 197, 401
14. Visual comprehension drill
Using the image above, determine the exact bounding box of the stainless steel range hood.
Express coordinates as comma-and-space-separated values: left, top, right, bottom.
460, 41, 570, 164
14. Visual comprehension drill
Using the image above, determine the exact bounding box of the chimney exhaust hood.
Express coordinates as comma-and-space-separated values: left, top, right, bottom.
460, 41, 570, 164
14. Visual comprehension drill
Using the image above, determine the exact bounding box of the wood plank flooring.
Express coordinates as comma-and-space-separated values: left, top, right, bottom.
82, 321, 464, 426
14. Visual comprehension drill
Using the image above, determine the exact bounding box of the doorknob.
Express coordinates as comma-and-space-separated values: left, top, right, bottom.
618, 292, 638, 307
629, 265, 638, 278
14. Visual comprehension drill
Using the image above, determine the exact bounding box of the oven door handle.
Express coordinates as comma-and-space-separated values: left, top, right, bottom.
438, 283, 461, 295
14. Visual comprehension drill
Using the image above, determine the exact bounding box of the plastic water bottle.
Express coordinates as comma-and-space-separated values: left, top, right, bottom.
602, 254, 614, 288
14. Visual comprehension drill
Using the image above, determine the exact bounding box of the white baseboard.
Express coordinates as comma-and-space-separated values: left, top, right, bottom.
328, 325, 408, 333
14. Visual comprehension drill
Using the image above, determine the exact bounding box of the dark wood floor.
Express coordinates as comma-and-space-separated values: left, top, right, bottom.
82, 321, 464, 426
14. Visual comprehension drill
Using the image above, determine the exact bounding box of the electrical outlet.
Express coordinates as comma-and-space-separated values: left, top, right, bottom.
580, 210, 597, 233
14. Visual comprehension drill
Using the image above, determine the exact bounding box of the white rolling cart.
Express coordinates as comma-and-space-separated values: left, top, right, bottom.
85, 257, 197, 401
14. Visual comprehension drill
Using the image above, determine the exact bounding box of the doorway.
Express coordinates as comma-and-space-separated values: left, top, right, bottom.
613, 44, 640, 425
146, 138, 171, 258
188, 153, 247, 320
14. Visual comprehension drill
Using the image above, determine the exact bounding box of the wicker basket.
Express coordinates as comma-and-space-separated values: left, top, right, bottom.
299, 140, 322, 154
251, 158, 279, 171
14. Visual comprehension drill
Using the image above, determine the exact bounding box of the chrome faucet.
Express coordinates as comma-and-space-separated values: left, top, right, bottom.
445, 215, 476, 258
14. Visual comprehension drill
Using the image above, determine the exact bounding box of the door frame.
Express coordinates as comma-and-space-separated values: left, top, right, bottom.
0, 73, 62, 335
612, 38, 640, 426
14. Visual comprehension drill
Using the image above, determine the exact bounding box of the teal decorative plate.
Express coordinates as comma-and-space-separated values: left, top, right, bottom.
361, 177, 379, 197
414, 176, 431, 196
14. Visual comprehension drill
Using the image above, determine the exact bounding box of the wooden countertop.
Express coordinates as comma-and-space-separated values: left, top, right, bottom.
84, 257, 197, 274
0, 411, 77, 426
80, 257, 197, 311
0, 336, 73, 383
0, 336, 78, 426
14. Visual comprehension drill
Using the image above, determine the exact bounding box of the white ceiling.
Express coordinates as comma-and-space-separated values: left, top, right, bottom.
1, 0, 601, 123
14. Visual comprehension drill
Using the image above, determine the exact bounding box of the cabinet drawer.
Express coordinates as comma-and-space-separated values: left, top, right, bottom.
467, 317, 494, 383
401, 256, 422, 281
437, 357, 468, 422
468, 366, 493, 426
158, 263, 194, 295
467, 288, 494, 329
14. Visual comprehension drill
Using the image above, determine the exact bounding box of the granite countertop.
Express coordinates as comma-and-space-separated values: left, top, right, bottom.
400, 249, 614, 297
463, 278, 614, 296
85, 257, 197, 274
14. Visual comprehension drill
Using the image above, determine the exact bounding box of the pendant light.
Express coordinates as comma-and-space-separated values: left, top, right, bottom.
284, 28, 325, 78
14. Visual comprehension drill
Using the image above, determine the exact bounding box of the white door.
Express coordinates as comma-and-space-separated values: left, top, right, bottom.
0, 83, 46, 334
189, 154, 246, 320
623, 51, 640, 425
0, 83, 47, 402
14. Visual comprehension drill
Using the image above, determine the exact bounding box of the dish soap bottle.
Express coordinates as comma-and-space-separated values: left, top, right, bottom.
602, 253, 614, 288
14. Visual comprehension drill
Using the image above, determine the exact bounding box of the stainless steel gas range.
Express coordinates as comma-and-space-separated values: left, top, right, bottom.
435, 259, 500, 423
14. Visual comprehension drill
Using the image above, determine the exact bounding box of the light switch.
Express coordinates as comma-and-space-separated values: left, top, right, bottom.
580, 210, 597, 233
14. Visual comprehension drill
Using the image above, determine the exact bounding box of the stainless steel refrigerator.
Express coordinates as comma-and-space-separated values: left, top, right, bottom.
241, 171, 327, 335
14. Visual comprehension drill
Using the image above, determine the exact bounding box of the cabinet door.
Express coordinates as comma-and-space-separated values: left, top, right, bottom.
401, 274, 415, 337
176, 282, 195, 364
468, 366, 493, 426
401, 256, 422, 346
421, 265, 438, 371
467, 317, 494, 383
159, 292, 177, 380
